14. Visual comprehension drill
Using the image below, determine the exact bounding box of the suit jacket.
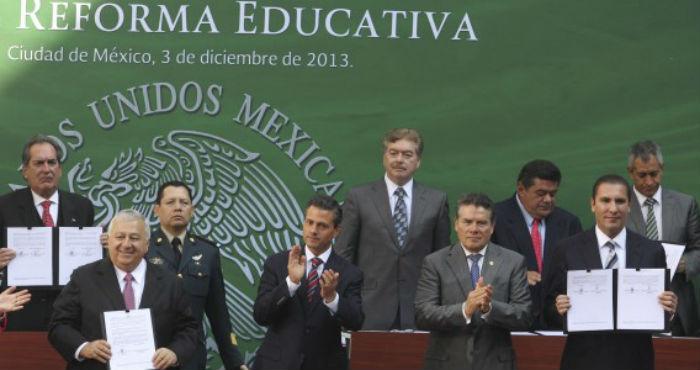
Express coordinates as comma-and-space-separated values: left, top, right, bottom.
0, 187, 95, 331
147, 229, 244, 370
492, 194, 582, 329
414, 243, 532, 370
335, 179, 450, 329
544, 229, 667, 370
252, 249, 363, 370
627, 188, 700, 336
48, 258, 199, 370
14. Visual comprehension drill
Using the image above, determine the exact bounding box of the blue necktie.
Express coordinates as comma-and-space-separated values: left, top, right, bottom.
469, 254, 482, 289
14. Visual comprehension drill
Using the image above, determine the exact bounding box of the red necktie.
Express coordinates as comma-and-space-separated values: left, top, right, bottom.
531, 219, 543, 273
40, 200, 54, 227
306, 258, 322, 302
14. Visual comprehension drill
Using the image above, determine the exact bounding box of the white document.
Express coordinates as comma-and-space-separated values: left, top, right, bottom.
6, 227, 53, 286
566, 269, 614, 332
617, 268, 666, 331
103, 308, 156, 370
661, 243, 685, 280
58, 227, 103, 285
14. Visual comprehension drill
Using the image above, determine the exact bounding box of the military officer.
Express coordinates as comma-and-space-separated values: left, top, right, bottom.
146, 180, 247, 370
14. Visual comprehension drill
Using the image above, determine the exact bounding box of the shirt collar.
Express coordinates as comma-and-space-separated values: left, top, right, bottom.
305, 245, 332, 265
633, 186, 662, 206
515, 193, 541, 227
160, 227, 188, 245
460, 242, 489, 259
31, 189, 59, 207
114, 258, 147, 284
384, 173, 414, 200
595, 225, 627, 251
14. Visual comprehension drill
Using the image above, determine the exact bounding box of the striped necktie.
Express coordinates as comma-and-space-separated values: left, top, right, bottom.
393, 188, 408, 249
644, 198, 659, 240
604, 241, 618, 269
306, 257, 322, 302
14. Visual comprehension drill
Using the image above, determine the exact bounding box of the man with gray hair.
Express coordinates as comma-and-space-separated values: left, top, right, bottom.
49, 209, 198, 370
0, 134, 95, 330
626, 140, 700, 336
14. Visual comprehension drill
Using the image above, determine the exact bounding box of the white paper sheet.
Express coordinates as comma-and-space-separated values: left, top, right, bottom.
617, 268, 666, 331
566, 269, 614, 332
58, 227, 103, 285
103, 308, 156, 370
6, 227, 53, 286
661, 243, 685, 280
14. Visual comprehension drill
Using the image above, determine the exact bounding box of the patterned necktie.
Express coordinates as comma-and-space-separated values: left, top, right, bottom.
604, 241, 618, 269
469, 254, 482, 289
306, 257, 322, 302
123, 273, 135, 310
171, 237, 182, 267
531, 219, 543, 273
393, 188, 408, 249
644, 198, 659, 240
40, 200, 54, 227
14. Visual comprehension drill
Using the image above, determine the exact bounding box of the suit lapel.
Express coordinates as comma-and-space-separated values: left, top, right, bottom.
151, 230, 180, 271
628, 196, 646, 235
661, 189, 676, 241
57, 191, 79, 226
180, 234, 199, 273
625, 231, 642, 269
480, 243, 502, 286
580, 230, 603, 270
17, 188, 43, 226
370, 180, 400, 249
96, 259, 127, 310
405, 183, 427, 250
504, 197, 537, 267
445, 244, 471, 299
305, 252, 338, 316
140, 262, 163, 309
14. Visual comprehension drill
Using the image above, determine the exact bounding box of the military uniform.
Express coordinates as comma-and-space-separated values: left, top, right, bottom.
147, 229, 244, 370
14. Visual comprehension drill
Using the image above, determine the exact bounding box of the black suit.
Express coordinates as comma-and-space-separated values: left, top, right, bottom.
544, 229, 666, 370
252, 250, 363, 370
48, 258, 199, 370
0, 187, 94, 331
492, 195, 582, 329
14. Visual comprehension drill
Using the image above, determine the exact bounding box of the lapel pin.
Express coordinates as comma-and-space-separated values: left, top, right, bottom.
489, 261, 494, 266
157, 237, 163, 244
189, 237, 195, 243
177, 273, 183, 278
71, 218, 76, 223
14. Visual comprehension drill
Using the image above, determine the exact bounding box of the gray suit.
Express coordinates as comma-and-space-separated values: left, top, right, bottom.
414, 243, 532, 370
335, 179, 451, 329
627, 187, 700, 336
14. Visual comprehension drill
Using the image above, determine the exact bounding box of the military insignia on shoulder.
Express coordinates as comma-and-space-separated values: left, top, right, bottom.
230, 333, 238, 346
149, 257, 164, 265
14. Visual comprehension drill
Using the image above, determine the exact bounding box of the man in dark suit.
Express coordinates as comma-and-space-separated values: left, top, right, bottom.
545, 174, 677, 370
49, 209, 198, 370
0, 135, 95, 330
415, 192, 532, 370
146, 181, 247, 370
492, 160, 582, 329
253, 195, 363, 370
335, 128, 450, 330
625, 140, 700, 336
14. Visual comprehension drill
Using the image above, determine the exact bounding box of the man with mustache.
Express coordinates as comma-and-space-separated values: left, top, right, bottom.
335, 128, 451, 330
625, 140, 700, 336
491, 160, 582, 329
0, 135, 95, 330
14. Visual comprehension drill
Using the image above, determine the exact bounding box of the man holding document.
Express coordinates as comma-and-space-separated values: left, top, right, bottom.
49, 209, 198, 370
545, 174, 677, 370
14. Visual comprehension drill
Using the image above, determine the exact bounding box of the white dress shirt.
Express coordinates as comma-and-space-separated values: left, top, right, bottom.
634, 186, 663, 238
286, 246, 339, 314
31, 190, 58, 225
385, 174, 413, 226
516, 193, 547, 250
595, 226, 627, 268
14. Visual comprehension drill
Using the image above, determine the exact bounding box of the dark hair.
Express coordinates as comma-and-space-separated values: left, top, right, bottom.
22, 135, 63, 166
592, 174, 632, 200
455, 192, 496, 223
382, 128, 424, 158
517, 160, 561, 188
628, 140, 663, 167
156, 181, 193, 204
306, 194, 342, 226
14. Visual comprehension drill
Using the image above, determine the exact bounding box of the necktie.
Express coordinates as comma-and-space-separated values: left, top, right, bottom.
171, 237, 182, 267
604, 241, 618, 269
393, 188, 408, 249
644, 198, 659, 240
469, 254, 482, 289
40, 200, 54, 227
123, 273, 135, 310
531, 219, 543, 273
306, 257, 322, 302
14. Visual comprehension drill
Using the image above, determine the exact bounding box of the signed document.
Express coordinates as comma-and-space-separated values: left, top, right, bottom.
103, 309, 156, 370
661, 243, 685, 280
6, 227, 53, 286
566, 269, 614, 332
617, 268, 666, 331
58, 227, 103, 285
